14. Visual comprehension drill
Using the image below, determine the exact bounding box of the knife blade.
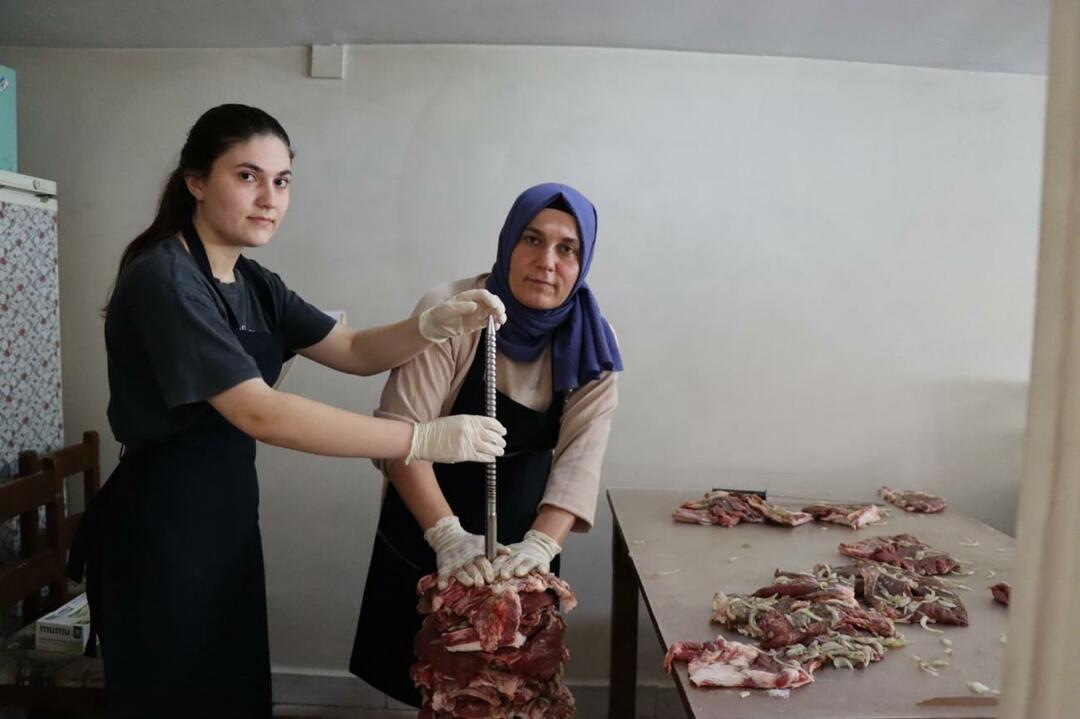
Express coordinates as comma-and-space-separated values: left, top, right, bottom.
918, 696, 998, 707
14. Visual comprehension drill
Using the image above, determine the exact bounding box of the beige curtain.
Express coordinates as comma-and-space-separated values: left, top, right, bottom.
999, 0, 1080, 716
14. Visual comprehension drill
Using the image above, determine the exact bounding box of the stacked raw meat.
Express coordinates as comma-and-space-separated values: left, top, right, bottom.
803, 502, 881, 529
838, 533, 960, 576
674, 491, 884, 529
411, 573, 577, 719
673, 491, 813, 527
879, 486, 947, 513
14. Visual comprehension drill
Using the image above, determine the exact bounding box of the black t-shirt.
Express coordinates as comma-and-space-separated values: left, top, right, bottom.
105, 237, 336, 443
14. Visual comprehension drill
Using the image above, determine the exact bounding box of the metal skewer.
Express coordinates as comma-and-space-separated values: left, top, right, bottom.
484, 316, 498, 561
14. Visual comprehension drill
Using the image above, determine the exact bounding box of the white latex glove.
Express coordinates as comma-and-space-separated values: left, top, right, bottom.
406, 415, 506, 464
418, 289, 507, 343
491, 529, 562, 579
424, 516, 503, 589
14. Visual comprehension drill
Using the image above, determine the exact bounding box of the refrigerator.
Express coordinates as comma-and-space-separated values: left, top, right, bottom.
0, 170, 62, 637
0, 170, 63, 476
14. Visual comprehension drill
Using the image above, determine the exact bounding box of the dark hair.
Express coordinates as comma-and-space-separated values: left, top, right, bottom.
110, 104, 293, 290
545, 196, 574, 215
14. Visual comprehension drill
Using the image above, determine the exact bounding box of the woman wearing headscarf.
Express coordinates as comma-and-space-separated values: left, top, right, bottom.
349, 183, 622, 706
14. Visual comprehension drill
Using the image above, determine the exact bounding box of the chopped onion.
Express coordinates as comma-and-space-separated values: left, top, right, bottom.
920, 616, 945, 634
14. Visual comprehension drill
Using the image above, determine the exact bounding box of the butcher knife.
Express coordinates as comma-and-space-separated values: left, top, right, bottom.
711, 488, 768, 498
764, 492, 889, 507
918, 696, 998, 707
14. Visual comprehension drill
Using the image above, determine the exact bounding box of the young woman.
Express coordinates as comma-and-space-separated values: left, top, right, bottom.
350, 183, 622, 706
74, 104, 506, 718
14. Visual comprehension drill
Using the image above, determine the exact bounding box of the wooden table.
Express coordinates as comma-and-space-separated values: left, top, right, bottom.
607, 488, 1014, 719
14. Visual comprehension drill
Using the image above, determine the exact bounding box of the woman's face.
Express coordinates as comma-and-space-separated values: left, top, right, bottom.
186, 134, 292, 248
507, 208, 582, 310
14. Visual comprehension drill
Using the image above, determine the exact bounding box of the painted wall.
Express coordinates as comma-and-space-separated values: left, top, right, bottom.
0, 43, 1044, 686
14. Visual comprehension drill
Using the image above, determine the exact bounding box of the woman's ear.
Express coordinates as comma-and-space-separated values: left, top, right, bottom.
184, 173, 205, 201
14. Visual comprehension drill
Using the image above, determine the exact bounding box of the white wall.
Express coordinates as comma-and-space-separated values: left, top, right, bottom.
0, 44, 1044, 685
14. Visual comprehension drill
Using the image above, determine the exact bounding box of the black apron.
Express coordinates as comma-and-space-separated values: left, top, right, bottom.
70, 229, 285, 718
349, 330, 565, 707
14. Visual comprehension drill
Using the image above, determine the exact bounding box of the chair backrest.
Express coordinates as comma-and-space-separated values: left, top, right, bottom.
40, 431, 101, 554
0, 466, 66, 616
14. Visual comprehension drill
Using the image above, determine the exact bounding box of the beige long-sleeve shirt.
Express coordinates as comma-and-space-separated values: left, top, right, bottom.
375, 274, 618, 532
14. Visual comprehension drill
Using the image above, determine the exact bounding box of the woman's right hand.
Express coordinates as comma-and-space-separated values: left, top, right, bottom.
418, 289, 507, 343
423, 516, 507, 589
406, 415, 507, 464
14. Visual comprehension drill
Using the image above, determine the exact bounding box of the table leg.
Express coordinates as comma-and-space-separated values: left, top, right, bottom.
609, 521, 638, 718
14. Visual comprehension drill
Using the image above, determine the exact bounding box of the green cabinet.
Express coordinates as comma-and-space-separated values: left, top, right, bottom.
0, 65, 15, 172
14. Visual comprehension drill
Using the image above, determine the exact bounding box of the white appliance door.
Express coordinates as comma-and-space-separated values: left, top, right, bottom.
0, 172, 63, 476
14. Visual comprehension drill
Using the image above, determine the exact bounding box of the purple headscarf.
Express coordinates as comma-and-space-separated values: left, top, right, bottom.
486, 183, 623, 393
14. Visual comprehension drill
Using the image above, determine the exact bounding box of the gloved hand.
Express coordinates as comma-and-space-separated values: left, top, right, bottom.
406, 415, 506, 464
424, 516, 502, 589
491, 529, 562, 579
418, 290, 507, 343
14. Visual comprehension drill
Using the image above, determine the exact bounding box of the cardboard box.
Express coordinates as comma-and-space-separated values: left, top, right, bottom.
35, 593, 90, 654
0, 64, 15, 172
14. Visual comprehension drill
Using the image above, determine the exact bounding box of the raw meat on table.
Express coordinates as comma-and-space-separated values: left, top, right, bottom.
664, 636, 815, 689
672, 490, 811, 528
412, 572, 576, 719
672, 490, 763, 527
712, 572, 896, 649
671, 564, 912, 693
838, 533, 960, 576
820, 562, 969, 626
745, 494, 814, 527
990, 582, 1011, 606
878, 486, 947, 513
665, 631, 902, 692
803, 502, 882, 529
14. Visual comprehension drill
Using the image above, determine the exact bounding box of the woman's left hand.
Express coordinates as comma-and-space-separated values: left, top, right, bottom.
492, 529, 562, 579
419, 289, 507, 343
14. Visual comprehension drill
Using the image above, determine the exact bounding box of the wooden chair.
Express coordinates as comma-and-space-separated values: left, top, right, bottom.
0, 464, 105, 714
17, 431, 101, 570
0, 435, 106, 715
47, 432, 101, 561
0, 467, 65, 617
